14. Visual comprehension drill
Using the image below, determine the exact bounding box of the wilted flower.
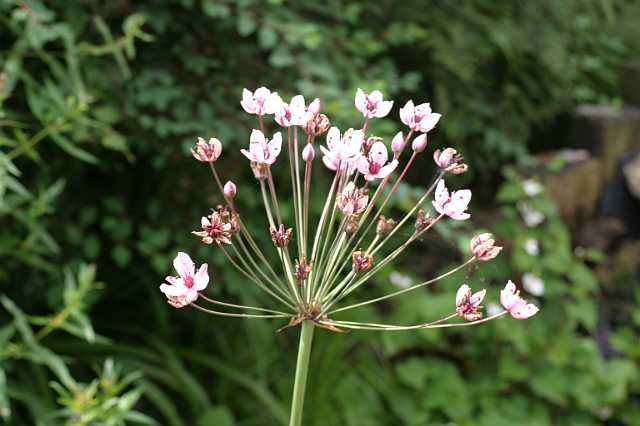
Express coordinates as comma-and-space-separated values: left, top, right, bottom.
294, 257, 312, 282
241, 129, 282, 166
276, 95, 319, 127
337, 182, 368, 216
469, 233, 502, 261
320, 127, 364, 172
357, 141, 398, 181
355, 88, 394, 119
433, 148, 468, 174
224, 181, 237, 199
241, 87, 282, 116
304, 113, 330, 136
455, 284, 486, 321
500, 280, 539, 320
376, 215, 396, 236
192, 210, 233, 245
522, 179, 544, 196
399, 100, 441, 133
192, 137, 222, 162
432, 179, 471, 221
270, 224, 293, 247
414, 209, 434, 232
522, 273, 545, 296
160, 252, 209, 308
352, 251, 374, 273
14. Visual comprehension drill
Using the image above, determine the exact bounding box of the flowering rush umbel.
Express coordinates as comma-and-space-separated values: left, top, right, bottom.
160, 86, 539, 425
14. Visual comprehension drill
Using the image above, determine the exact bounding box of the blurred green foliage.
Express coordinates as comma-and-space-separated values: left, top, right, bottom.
1, 0, 639, 424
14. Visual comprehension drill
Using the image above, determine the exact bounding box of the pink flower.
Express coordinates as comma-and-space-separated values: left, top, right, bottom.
240, 87, 282, 116
355, 88, 394, 119
337, 182, 368, 216
240, 129, 282, 165
356, 141, 398, 181
160, 252, 209, 308
399, 100, 441, 133
192, 211, 232, 245
469, 233, 502, 261
500, 280, 539, 320
455, 284, 486, 321
192, 137, 222, 162
432, 179, 471, 221
433, 148, 468, 174
275, 95, 319, 127
320, 127, 364, 172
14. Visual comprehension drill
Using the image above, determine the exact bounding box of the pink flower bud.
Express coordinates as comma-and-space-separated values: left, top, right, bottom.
224, 181, 237, 199
302, 144, 315, 162
391, 131, 405, 157
411, 134, 428, 153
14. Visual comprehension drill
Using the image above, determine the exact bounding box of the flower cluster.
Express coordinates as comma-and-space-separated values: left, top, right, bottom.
159, 86, 539, 333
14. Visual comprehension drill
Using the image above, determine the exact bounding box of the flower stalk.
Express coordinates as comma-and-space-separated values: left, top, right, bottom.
159, 86, 540, 424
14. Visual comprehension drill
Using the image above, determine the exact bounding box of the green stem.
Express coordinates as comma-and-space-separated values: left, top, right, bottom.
289, 321, 315, 426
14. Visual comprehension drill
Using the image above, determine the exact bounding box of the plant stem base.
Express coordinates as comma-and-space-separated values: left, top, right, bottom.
289, 320, 315, 426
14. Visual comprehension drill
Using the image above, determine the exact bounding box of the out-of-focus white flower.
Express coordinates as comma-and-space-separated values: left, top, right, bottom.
486, 302, 503, 316
522, 273, 545, 296
389, 271, 412, 289
524, 238, 540, 256
518, 202, 545, 227
522, 179, 543, 196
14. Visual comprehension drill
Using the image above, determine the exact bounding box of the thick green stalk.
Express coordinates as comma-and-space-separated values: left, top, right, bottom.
289, 321, 315, 426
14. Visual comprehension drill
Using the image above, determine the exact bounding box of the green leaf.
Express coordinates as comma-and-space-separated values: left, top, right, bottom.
197, 406, 234, 426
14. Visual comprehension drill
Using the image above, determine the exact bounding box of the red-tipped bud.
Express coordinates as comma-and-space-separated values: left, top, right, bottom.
224, 181, 237, 199
411, 134, 428, 153
302, 144, 315, 162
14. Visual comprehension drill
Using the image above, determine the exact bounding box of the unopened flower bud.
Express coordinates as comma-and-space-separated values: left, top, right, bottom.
352, 250, 374, 273
224, 181, 237, 199
270, 224, 293, 247
470, 233, 502, 261
345, 216, 360, 234
411, 134, 428, 153
192, 137, 222, 162
304, 113, 330, 136
376, 215, 396, 236
414, 209, 434, 232
302, 144, 315, 162
294, 257, 312, 282
433, 148, 468, 174
391, 131, 405, 158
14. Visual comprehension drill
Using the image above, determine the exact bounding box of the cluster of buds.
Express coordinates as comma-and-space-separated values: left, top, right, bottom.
160, 85, 539, 333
